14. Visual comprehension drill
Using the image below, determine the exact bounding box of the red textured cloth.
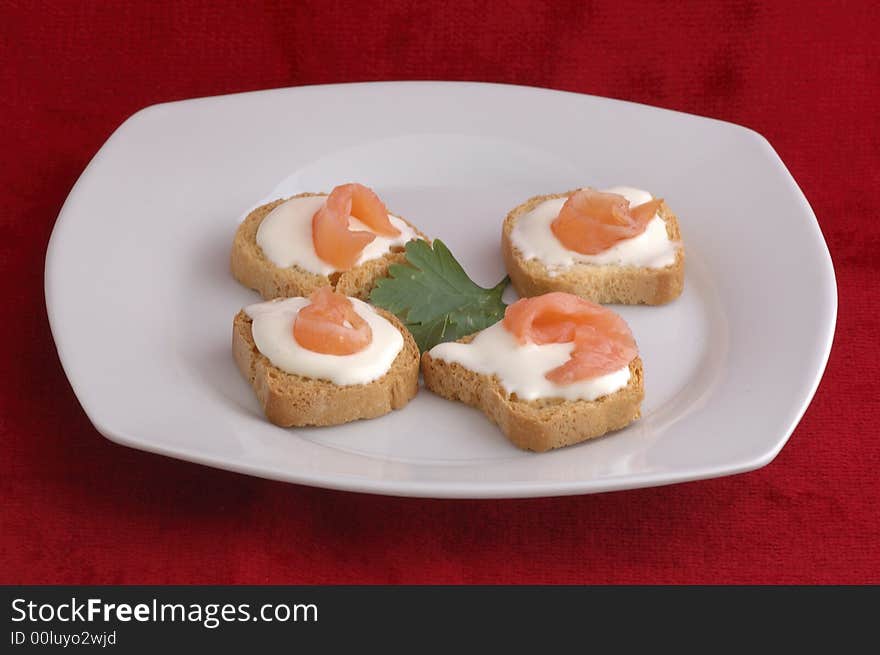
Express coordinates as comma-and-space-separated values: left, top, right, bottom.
2, 1, 878, 584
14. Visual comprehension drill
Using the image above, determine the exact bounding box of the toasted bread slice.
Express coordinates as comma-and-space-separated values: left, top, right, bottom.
233, 307, 419, 427
231, 193, 427, 301
502, 192, 685, 305
421, 334, 644, 452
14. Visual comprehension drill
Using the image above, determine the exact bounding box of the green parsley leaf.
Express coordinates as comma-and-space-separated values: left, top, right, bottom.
370, 239, 508, 352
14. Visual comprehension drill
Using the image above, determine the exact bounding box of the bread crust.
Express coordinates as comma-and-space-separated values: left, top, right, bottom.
421, 334, 644, 452
231, 193, 427, 301
502, 191, 685, 305
233, 307, 420, 427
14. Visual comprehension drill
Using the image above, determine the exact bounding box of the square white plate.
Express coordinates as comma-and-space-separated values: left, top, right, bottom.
45, 82, 836, 498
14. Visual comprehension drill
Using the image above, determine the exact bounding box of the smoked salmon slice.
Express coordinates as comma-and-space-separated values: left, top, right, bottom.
293, 287, 372, 355
550, 188, 662, 255
312, 183, 400, 270
312, 203, 375, 271
503, 292, 637, 384
334, 183, 400, 237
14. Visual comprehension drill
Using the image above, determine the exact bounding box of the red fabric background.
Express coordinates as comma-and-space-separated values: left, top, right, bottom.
2, 1, 878, 584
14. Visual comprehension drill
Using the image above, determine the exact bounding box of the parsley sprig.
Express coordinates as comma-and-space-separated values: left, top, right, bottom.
370, 239, 508, 351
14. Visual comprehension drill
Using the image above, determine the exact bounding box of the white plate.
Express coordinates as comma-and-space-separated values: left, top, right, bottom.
45, 82, 836, 498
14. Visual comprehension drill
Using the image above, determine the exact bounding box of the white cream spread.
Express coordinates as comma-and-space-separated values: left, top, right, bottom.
509, 186, 678, 271
428, 321, 631, 402
245, 297, 403, 385
256, 195, 419, 275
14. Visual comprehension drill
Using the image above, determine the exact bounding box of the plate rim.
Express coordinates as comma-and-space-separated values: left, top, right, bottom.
44, 80, 838, 498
